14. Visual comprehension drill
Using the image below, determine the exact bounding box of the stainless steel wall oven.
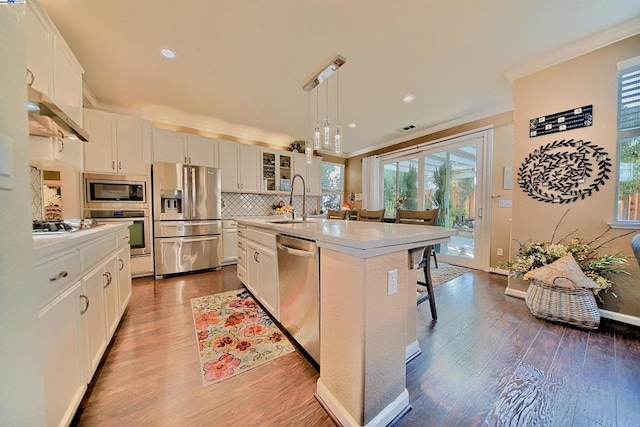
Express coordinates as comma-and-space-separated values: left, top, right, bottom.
84, 172, 154, 277
84, 209, 151, 256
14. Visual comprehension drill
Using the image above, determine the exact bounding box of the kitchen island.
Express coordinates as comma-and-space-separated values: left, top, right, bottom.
236, 217, 455, 427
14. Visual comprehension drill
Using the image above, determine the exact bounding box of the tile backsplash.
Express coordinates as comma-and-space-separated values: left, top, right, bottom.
31, 167, 43, 221
222, 192, 319, 217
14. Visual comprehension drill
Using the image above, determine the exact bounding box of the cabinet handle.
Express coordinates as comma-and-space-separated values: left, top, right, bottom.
49, 271, 68, 281
255, 251, 260, 263
112, 161, 116, 170
119, 258, 124, 271
103, 271, 112, 288
185, 156, 188, 164
118, 161, 122, 170
189, 157, 192, 164
26, 68, 35, 87
57, 138, 65, 153
80, 293, 90, 315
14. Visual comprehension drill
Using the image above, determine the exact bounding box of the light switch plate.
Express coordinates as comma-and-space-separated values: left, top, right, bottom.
0, 135, 14, 191
498, 199, 512, 208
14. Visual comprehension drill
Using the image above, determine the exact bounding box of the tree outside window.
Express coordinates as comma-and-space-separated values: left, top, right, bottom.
321, 162, 344, 212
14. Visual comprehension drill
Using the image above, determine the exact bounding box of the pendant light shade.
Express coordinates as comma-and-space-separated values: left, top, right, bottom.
322, 118, 331, 147
333, 125, 342, 154
305, 140, 313, 164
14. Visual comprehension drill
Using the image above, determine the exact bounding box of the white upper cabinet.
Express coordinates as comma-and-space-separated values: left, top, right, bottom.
152, 128, 217, 167
293, 153, 323, 196
84, 109, 151, 175
27, 0, 84, 125
26, 2, 52, 98
218, 139, 260, 192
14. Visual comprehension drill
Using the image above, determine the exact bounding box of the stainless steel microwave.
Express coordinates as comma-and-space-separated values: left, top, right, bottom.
84, 173, 149, 209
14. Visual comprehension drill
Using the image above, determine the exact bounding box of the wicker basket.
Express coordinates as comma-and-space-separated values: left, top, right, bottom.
525, 278, 600, 330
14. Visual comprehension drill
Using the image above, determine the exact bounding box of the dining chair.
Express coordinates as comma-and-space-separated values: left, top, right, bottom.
396, 209, 440, 320
326, 209, 347, 220
357, 209, 385, 222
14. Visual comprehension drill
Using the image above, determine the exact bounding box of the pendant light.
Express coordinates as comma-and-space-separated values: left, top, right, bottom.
302, 55, 346, 154
333, 69, 342, 154
322, 78, 331, 148
306, 92, 313, 164
313, 91, 320, 149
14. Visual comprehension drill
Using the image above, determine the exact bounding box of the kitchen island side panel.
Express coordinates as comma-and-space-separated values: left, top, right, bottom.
319, 248, 408, 425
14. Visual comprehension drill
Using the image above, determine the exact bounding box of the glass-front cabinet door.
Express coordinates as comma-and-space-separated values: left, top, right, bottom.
261, 149, 292, 193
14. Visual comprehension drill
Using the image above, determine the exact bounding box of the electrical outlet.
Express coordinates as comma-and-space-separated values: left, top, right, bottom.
497, 248, 504, 256
387, 269, 398, 295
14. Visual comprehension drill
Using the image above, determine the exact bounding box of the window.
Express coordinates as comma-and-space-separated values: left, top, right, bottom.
383, 158, 418, 218
615, 58, 640, 224
321, 162, 344, 212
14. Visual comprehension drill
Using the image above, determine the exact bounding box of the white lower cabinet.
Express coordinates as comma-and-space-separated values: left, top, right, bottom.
117, 245, 132, 313
35, 224, 132, 426
40, 281, 85, 427
222, 220, 238, 264
81, 264, 107, 380
244, 227, 279, 320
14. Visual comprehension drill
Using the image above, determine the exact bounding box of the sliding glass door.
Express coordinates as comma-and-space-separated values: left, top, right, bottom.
381, 130, 490, 269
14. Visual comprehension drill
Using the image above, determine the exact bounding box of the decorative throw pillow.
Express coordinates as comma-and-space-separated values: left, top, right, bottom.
523, 253, 599, 289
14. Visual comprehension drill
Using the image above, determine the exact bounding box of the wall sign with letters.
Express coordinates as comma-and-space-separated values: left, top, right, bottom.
517, 139, 611, 204
529, 105, 593, 138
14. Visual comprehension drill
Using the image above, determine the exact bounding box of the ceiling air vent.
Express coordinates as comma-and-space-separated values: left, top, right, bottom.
396, 124, 416, 132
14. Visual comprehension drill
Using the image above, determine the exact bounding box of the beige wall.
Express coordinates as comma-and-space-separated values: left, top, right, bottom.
0, 5, 47, 424
345, 112, 514, 268
509, 34, 640, 316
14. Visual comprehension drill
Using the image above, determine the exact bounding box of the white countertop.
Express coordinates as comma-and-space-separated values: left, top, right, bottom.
33, 223, 131, 261
236, 217, 456, 258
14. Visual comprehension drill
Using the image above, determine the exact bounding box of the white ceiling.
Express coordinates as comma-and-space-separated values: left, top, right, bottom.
40, 0, 640, 156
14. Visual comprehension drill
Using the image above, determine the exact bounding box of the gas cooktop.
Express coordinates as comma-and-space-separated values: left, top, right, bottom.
32, 220, 74, 233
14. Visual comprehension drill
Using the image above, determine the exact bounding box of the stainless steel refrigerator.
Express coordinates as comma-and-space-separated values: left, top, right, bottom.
152, 162, 222, 279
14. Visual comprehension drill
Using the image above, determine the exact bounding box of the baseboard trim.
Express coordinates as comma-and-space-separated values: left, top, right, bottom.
599, 309, 640, 327
489, 267, 510, 276
504, 287, 527, 299
406, 340, 421, 363
504, 287, 640, 327
315, 379, 410, 427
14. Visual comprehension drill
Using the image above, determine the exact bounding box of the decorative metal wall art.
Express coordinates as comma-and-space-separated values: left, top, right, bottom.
517, 139, 611, 204
529, 105, 593, 137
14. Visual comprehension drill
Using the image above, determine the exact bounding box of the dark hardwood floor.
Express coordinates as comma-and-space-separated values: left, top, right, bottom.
72, 266, 640, 427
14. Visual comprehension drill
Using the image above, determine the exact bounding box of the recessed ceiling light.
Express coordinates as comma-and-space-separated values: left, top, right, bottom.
348, 122, 357, 128
403, 94, 415, 103
160, 48, 176, 60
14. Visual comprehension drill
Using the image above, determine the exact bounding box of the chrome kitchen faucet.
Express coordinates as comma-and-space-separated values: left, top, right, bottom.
289, 174, 307, 221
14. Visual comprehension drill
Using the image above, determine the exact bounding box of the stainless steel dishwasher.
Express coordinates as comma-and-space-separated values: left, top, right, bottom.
276, 234, 320, 365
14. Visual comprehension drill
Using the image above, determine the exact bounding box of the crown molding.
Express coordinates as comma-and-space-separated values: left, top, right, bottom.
82, 81, 98, 109
346, 103, 513, 159
92, 102, 291, 149
505, 17, 640, 83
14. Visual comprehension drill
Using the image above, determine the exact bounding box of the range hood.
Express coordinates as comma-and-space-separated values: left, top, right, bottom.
27, 86, 89, 142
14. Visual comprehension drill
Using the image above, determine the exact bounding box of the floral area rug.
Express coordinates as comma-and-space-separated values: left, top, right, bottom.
190, 288, 295, 386
417, 261, 471, 294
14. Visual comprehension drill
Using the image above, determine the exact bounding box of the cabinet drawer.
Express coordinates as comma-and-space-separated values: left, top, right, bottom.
81, 235, 117, 271
246, 227, 276, 248
237, 225, 246, 238
117, 228, 130, 248
237, 238, 246, 251
36, 251, 82, 307
237, 264, 247, 283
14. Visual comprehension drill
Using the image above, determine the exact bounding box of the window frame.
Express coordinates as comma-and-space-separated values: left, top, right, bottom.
320, 161, 345, 212
613, 56, 640, 229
